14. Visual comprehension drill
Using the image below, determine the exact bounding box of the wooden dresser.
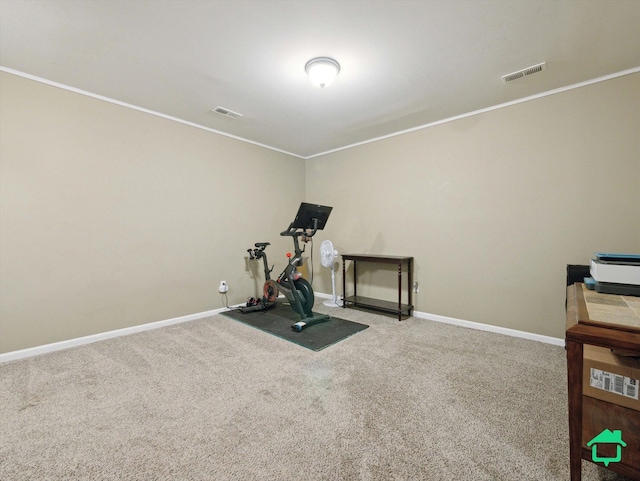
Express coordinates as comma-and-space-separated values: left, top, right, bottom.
565, 283, 640, 481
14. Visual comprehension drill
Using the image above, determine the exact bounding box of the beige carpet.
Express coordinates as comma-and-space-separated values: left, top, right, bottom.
0, 305, 633, 481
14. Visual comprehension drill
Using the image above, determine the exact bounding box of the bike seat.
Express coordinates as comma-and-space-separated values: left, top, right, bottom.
255, 242, 270, 248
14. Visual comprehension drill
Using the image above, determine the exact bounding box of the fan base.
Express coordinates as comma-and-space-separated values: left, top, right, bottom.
323, 299, 343, 307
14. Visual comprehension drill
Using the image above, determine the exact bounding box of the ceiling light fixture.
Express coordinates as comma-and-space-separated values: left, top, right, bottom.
305, 57, 340, 88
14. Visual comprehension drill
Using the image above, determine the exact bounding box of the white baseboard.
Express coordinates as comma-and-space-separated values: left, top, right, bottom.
1, 296, 564, 363
317, 292, 565, 346
410, 310, 565, 346
0, 307, 228, 364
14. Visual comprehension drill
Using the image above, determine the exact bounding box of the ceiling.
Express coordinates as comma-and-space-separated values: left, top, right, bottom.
1, 0, 639, 159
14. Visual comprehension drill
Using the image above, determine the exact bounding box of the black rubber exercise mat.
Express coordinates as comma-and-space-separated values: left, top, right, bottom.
220, 302, 368, 351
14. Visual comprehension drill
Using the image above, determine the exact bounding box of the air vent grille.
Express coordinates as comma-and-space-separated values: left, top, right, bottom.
502, 62, 546, 83
212, 106, 243, 119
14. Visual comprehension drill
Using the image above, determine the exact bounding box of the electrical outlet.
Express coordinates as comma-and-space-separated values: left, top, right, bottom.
219, 281, 229, 293
413, 281, 419, 293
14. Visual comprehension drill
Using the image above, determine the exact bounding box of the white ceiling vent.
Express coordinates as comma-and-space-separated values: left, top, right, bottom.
212, 106, 243, 119
502, 62, 546, 83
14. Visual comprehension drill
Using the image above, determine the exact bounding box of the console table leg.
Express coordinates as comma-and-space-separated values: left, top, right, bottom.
342, 258, 346, 308
397, 263, 402, 321
353, 261, 357, 299
408, 258, 413, 316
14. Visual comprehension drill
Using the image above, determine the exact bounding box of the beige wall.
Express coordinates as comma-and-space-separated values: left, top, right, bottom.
2, 71, 639, 353
307, 72, 640, 339
0, 72, 304, 353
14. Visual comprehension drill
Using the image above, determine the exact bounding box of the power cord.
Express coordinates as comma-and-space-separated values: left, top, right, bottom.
221, 292, 230, 309
309, 237, 314, 285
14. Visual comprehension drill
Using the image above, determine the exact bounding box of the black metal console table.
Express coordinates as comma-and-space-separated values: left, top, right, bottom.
341, 254, 414, 321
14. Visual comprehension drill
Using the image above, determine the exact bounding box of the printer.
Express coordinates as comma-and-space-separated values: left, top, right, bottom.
589, 253, 640, 296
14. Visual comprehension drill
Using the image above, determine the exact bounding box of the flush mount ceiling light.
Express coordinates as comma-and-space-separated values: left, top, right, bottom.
305, 57, 340, 88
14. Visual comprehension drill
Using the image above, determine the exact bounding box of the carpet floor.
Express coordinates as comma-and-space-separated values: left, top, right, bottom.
0, 304, 633, 481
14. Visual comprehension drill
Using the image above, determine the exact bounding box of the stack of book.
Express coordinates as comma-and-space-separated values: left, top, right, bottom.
587, 253, 640, 296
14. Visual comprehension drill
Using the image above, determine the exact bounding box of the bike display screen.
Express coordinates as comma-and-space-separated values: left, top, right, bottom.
291, 203, 332, 230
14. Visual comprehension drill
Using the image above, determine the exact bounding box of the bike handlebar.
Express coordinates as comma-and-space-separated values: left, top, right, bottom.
279, 218, 319, 238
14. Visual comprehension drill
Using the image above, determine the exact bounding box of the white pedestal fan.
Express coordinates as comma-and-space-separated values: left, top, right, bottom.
320, 239, 343, 307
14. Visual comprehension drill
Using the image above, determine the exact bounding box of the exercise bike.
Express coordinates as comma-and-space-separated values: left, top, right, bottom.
246, 203, 333, 332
